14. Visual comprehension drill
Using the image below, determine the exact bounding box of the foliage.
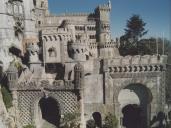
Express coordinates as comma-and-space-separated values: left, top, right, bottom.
138, 37, 171, 55
1, 85, 13, 109
61, 113, 80, 128
23, 124, 35, 128
11, 59, 23, 73
63, 113, 80, 122
103, 113, 118, 128
119, 14, 148, 56
124, 14, 148, 43
86, 119, 96, 128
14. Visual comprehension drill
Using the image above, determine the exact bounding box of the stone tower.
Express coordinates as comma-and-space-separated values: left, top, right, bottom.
34, 0, 49, 26
95, 1, 118, 58
6, 63, 18, 90
95, 0, 111, 44
22, 0, 38, 54
74, 63, 84, 89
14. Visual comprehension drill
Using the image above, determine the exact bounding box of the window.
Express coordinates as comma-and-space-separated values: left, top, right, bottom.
41, 1, 44, 8
33, 0, 36, 6
38, 21, 41, 25
89, 35, 96, 39
48, 47, 57, 57
13, 5, 19, 14
75, 35, 81, 40
75, 26, 85, 31
87, 26, 96, 31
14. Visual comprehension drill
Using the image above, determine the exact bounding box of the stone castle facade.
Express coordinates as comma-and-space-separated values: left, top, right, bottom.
0, 0, 170, 128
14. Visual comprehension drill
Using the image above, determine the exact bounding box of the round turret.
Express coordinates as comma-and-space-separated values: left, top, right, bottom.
6, 63, 18, 90
68, 40, 88, 61
74, 63, 84, 89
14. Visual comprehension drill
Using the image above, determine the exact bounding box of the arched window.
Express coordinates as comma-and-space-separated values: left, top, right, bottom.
13, 4, 19, 14
41, 1, 44, 8
33, 0, 36, 6
48, 47, 57, 57
19, 5, 23, 14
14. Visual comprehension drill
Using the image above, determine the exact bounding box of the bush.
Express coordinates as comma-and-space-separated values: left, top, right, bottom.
103, 113, 118, 128
61, 113, 80, 128
1, 86, 13, 109
86, 119, 96, 128
23, 124, 35, 128
63, 113, 80, 122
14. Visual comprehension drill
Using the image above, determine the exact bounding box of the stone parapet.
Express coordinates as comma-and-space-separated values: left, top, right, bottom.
104, 55, 167, 66
17, 80, 75, 90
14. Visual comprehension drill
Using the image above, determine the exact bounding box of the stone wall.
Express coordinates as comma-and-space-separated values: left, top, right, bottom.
17, 90, 78, 126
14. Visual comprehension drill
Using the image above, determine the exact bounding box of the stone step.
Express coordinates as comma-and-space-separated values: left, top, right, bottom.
41, 120, 57, 128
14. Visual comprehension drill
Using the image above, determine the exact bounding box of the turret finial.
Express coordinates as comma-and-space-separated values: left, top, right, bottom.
108, 0, 112, 9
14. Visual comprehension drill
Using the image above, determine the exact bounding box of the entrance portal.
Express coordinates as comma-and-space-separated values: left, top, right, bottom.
118, 84, 152, 128
39, 97, 60, 127
122, 104, 142, 128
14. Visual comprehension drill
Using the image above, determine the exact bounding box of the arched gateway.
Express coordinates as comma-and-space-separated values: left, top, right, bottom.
34, 96, 61, 128
118, 84, 152, 128
39, 97, 61, 127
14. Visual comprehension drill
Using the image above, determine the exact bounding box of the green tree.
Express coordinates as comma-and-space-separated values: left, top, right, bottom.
138, 37, 171, 55
119, 14, 148, 55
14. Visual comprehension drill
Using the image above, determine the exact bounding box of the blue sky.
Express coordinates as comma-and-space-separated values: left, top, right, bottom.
48, 0, 171, 40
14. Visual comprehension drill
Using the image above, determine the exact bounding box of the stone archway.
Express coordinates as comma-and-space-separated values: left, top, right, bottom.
118, 84, 152, 128
39, 97, 61, 128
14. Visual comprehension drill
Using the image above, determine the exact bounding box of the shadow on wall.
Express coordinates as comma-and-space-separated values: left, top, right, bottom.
122, 104, 142, 128
150, 111, 171, 128
67, 41, 74, 59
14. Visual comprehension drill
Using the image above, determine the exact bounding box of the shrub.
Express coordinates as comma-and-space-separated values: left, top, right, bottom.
103, 113, 118, 128
63, 113, 80, 122
23, 124, 35, 128
86, 119, 96, 128
1, 86, 13, 109
61, 113, 80, 128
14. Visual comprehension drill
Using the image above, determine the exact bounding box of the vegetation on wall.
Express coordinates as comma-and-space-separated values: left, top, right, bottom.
1, 85, 13, 109
61, 113, 80, 128
23, 124, 35, 128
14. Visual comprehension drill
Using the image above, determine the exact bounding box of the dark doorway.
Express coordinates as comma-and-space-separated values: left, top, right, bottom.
122, 104, 142, 128
92, 112, 102, 128
39, 97, 60, 127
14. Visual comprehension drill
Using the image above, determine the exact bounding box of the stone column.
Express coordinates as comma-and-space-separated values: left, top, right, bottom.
80, 88, 86, 128
12, 90, 19, 127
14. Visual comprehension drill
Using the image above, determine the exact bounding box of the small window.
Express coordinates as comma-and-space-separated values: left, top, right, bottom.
38, 21, 41, 25
48, 47, 57, 57
41, 1, 44, 8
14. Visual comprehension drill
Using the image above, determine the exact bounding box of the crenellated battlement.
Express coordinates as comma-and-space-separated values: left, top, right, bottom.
17, 80, 75, 90
104, 55, 167, 73
62, 19, 96, 26
49, 12, 90, 17
105, 55, 167, 66
69, 40, 89, 46
98, 41, 117, 48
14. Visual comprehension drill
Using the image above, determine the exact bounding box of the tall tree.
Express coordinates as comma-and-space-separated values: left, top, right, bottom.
119, 14, 148, 56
